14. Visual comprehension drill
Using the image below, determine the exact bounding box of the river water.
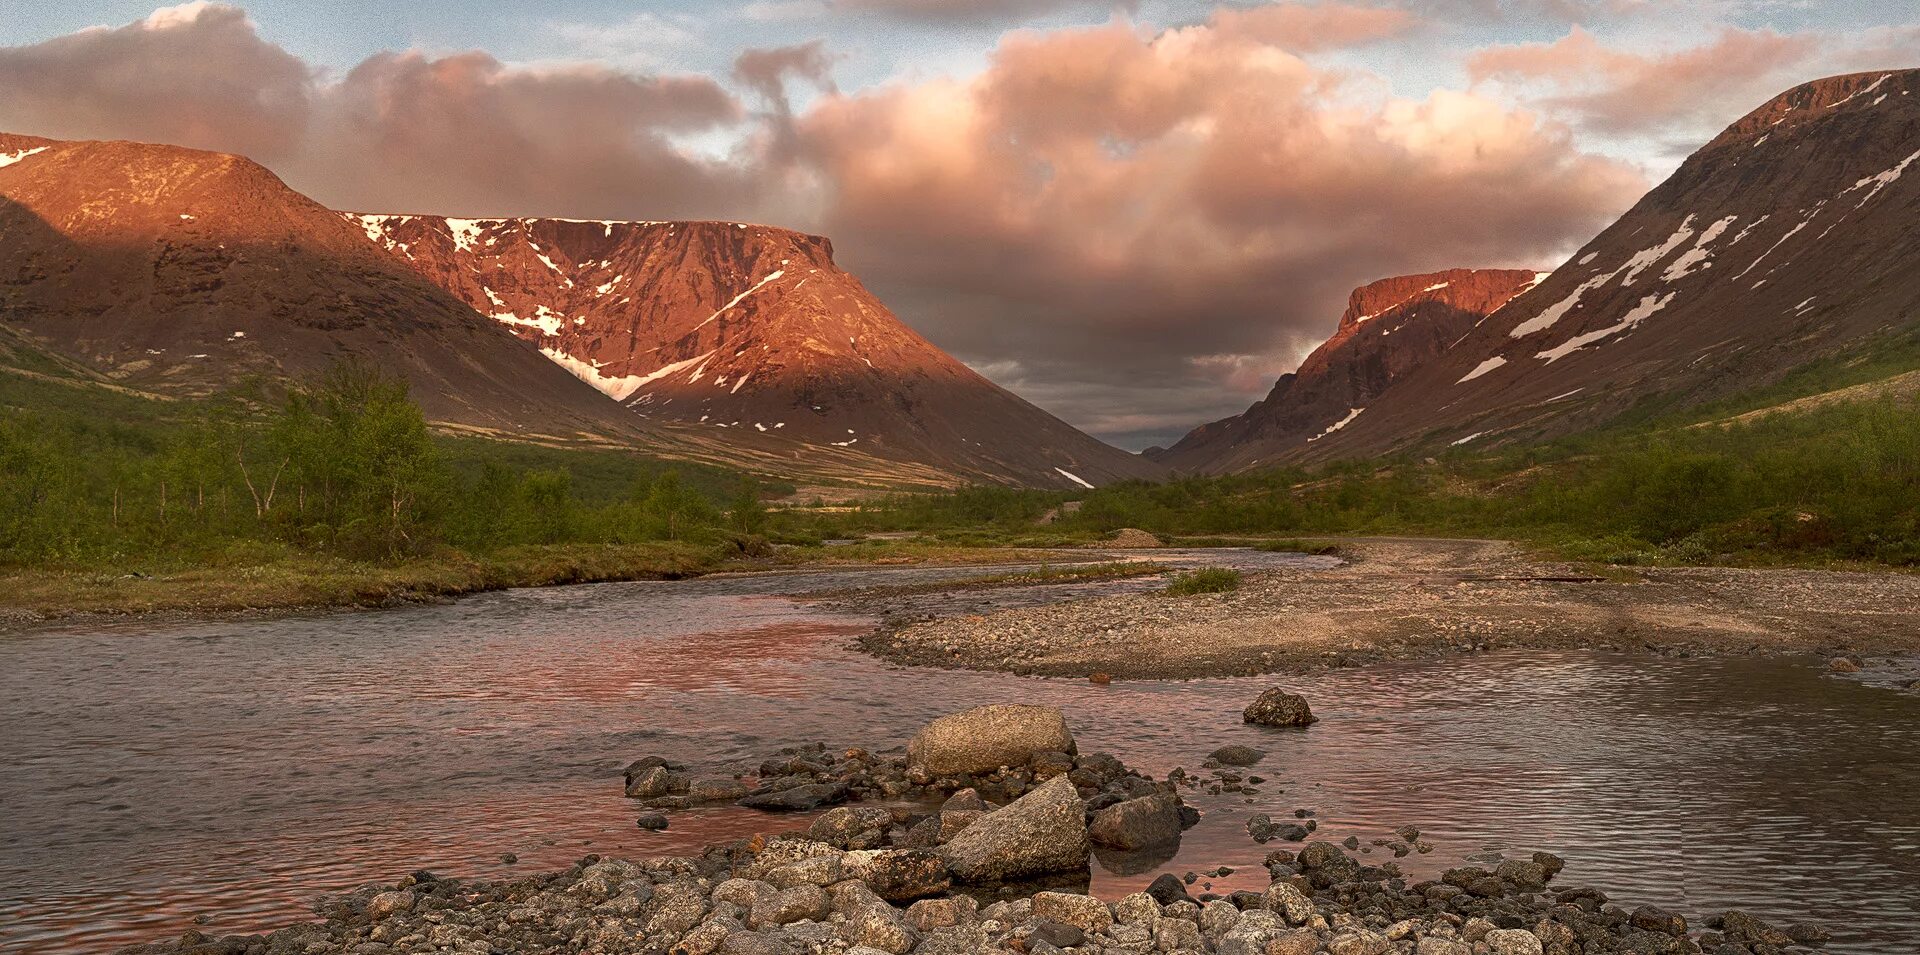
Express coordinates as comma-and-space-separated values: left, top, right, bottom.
2, 553, 1917, 953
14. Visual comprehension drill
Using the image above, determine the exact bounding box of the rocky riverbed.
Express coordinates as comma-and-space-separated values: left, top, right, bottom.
118, 704, 1836, 955
856, 539, 1920, 679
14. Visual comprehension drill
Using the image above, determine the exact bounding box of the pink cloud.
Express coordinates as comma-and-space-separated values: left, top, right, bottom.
1467, 26, 1823, 136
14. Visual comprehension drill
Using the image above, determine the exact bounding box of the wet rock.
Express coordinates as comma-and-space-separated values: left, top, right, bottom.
906, 704, 1076, 777
1243, 688, 1318, 727
940, 776, 1090, 882
635, 812, 670, 831
626, 765, 684, 798
1631, 904, 1688, 936
739, 781, 848, 811
1208, 745, 1266, 766
1088, 792, 1183, 850
1146, 872, 1192, 906
688, 777, 750, 803
1827, 656, 1862, 673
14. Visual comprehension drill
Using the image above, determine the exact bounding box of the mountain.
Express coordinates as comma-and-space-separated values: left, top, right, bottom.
348, 214, 1165, 488
1169, 69, 1920, 470
1154, 269, 1543, 473
0, 133, 652, 442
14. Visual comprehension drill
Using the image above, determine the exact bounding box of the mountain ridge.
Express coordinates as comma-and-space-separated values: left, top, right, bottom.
349, 213, 1165, 488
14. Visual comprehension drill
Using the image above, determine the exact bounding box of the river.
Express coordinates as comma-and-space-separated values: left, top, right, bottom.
1, 552, 1916, 952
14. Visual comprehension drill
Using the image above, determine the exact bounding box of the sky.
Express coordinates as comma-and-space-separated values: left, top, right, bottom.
2, 1, 1915, 449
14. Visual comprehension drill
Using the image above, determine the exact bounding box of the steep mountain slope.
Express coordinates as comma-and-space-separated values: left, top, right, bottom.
1177, 69, 1920, 468
350, 215, 1164, 487
0, 133, 652, 441
1155, 269, 1543, 473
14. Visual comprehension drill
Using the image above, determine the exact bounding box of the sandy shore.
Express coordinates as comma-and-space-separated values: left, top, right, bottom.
857, 538, 1920, 679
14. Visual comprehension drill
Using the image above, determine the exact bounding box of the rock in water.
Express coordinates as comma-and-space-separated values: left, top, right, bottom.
906, 704, 1076, 777
1209, 745, 1266, 766
1244, 688, 1318, 727
940, 775, 1091, 882
1088, 793, 1184, 850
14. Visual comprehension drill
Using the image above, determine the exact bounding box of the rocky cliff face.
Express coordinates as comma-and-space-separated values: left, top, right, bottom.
0, 134, 647, 441
1155, 269, 1542, 473
352, 215, 1164, 487
1167, 69, 1920, 469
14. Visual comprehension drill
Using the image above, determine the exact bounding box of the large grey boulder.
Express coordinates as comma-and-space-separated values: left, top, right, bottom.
906, 704, 1075, 777
939, 775, 1090, 882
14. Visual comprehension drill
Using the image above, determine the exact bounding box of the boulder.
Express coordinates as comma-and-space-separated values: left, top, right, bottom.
1088, 793, 1183, 850
907, 704, 1076, 777
940, 775, 1091, 882
1244, 688, 1317, 727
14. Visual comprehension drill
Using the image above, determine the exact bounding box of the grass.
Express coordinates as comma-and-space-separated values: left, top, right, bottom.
0, 541, 723, 619
1162, 567, 1242, 596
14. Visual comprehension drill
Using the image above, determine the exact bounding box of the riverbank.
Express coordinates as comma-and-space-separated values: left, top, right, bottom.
860, 538, 1920, 679
0, 540, 1096, 632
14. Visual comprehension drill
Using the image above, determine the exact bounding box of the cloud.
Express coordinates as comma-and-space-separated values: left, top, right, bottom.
795, 14, 1646, 443
734, 40, 840, 113
1466, 25, 1822, 137
833, 0, 1133, 24
0, 1, 312, 161
0, 3, 755, 220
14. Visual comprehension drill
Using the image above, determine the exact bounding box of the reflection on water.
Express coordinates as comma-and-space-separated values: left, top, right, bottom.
1, 557, 1917, 953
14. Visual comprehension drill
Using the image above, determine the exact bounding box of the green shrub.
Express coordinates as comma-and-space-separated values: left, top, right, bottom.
1162, 567, 1242, 595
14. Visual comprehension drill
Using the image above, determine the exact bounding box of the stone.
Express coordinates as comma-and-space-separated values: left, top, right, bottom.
1112, 892, 1160, 926
739, 781, 847, 811
1483, 928, 1545, 955
635, 812, 670, 831
1088, 793, 1184, 850
844, 849, 952, 901
809, 806, 895, 848
1032, 892, 1114, 935
1152, 916, 1202, 952
939, 775, 1091, 882
365, 891, 415, 921
941, 788, 988, 812
1630, 905, 1688, 936
1146, 872, 1191, 905
746, 884, 828, 928
1208, 745, 1266, 766
626, 765, 680, 798
907, 704, 1076, 777
688, 777, 750, 802
1243, 688, 1318, 727
1327, 929, 1391, 955
1262, 882, 1316, 925
1827, 656, 1862, 673
1031, 920, 1085, 948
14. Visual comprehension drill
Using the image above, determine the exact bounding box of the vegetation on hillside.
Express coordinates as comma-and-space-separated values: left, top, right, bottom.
779, 385, 1920, 568
0, 363, 780, 575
